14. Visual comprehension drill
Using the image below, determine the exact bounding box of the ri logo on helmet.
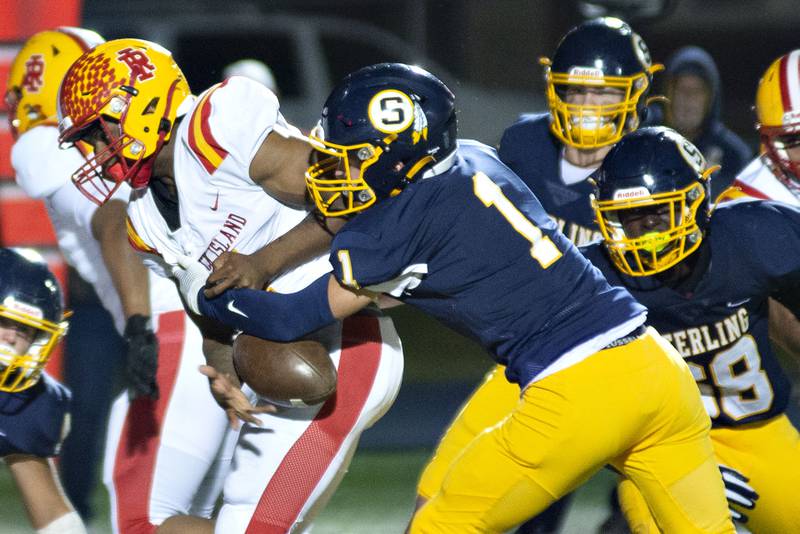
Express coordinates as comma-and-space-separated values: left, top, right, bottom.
21, 54, 45, 92
116, 47, 156, 82
368, 89, 428, 144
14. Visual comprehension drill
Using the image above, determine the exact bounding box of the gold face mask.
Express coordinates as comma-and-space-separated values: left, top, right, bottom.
0, 305, 67, 392
592, 173, 714, 277
542, 58, 663, 149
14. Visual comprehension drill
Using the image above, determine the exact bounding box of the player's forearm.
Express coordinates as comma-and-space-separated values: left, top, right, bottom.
198, 274, 335, 341
253, 214, 343, 283
91, 200, 151, 318
768, 298, 800, 357
6, 455, 77, 530
193, 314, 240, 387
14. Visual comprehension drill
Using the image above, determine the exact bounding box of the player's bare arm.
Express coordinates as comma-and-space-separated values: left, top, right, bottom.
188, 310, 274, 428
90, 199, 151, 318
92, 198, 161, 400
768, 298, 800, 357
249, 129, 312, 207
204, 214, 346, 298
203, 129, 347, 297
6, 454, 77, 530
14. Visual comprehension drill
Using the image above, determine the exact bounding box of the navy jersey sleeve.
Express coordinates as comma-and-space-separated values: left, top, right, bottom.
719, 201, 800, 312
330, 224, 418, 294
497, 113, 547, 169
0, 374, 71, 458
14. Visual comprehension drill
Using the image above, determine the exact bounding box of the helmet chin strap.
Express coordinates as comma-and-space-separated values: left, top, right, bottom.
127, 155, 156, 189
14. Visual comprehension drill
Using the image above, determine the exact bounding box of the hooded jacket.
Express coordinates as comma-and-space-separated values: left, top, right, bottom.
648, 46, 752, 201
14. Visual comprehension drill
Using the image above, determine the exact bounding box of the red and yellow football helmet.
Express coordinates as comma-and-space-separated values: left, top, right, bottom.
57, 38, 192, 205
5, 27, 104, 138
756, 50, 800, 192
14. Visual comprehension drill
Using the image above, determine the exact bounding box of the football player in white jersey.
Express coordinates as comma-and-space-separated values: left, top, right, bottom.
8, 28, 234, 534
718, 50, 800, 359
721, 49, 800, 207
56, 38, 404, 534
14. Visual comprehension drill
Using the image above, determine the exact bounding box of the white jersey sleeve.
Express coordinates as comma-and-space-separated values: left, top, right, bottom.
730, 155, 800, 206
12, 126, 85, 199
199, 76, 300, 178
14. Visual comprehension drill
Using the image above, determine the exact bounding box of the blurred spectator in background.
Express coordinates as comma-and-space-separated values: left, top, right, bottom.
223, 58, 279, 96
650, 46, 752, 200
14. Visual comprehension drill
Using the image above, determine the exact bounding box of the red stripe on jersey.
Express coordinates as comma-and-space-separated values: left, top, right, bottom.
199, 91, 228, 162
187, 83, 230, 174
110, 311, 187, 534
733, 180, 772, 200
245, 315, 383, 534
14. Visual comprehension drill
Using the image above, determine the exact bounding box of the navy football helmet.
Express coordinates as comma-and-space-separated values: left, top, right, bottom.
0, 248, 67, 392
591, 127, 718, 276
306, 63, 457, 217
541, 17, 662, 149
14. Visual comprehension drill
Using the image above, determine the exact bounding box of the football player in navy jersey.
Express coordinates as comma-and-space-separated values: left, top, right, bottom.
0, 247, 86, 534
435, 18, 661, 532
499, 16, 661, 247
582, 126, 800, 532
173, 63, 734, 533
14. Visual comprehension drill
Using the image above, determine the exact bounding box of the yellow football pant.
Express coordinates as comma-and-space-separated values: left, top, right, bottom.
411, 328, 734, 534
620, 413, 800, 533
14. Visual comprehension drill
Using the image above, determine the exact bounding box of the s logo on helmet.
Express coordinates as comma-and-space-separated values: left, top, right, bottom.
368, 89, 414, 134
21, 54, 45, 92
116, 47, 156, 82
678, 138, 706, 172
632, 33, 652, 69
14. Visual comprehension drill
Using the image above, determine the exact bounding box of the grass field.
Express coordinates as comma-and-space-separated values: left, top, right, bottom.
0, 448, 617, 533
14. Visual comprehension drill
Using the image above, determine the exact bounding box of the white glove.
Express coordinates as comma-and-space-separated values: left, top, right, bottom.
719, 464, 758, 524
171, 254, 209, 315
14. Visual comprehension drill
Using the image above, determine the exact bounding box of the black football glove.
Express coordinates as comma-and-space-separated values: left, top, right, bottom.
124, 314, 159, 400
719, 464, 758, 524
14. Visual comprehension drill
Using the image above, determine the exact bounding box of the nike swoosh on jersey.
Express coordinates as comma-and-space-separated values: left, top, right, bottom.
211, 191, 220, 211
227, 300, 249, 318
726, 298, 751, 308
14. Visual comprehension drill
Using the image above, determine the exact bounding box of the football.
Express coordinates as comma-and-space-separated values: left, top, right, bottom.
232, 334, 337, 408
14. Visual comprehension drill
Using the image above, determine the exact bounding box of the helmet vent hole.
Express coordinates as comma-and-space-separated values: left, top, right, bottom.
143, 97, 159, 115
51, 45, 60, 56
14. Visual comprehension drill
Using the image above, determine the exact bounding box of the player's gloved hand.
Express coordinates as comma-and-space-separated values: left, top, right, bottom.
124, 314, 159, 400
172, 254, 210, 315
205, 251, 268, 298
719, 464, 758, 523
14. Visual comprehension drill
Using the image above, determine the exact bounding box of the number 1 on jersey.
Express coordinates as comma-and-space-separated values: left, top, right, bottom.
473, 172, 562, 268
